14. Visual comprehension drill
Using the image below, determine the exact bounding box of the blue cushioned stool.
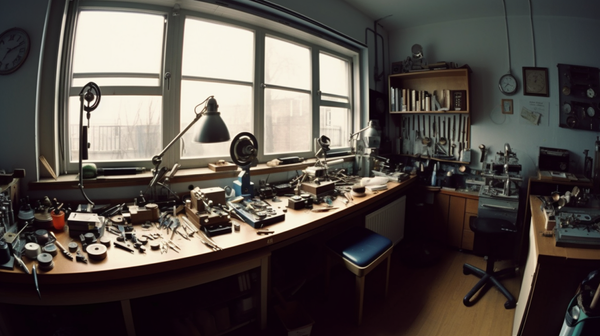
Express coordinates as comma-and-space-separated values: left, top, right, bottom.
325, 226, 394, 325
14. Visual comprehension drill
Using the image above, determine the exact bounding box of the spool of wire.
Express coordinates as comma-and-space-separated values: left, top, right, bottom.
42, 243, 58, 257
86, 243, 107, 261
35, 229, 49, 245
24, 242, 41, 260
37, 252, 54, 271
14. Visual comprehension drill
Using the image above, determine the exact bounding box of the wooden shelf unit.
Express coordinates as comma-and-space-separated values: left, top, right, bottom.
388, 68, 471, 114
388, 68, 472, 164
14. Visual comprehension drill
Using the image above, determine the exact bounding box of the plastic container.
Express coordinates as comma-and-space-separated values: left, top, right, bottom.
51, 211, 65, 230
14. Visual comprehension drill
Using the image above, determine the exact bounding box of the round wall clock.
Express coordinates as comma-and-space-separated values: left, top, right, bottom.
498, 73, 518, 95
0, 27, 31, 75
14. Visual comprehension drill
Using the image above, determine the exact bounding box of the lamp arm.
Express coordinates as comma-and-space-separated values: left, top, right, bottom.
349, 125, 371, 140
151, 108, 205, 173
78, 95, 94, 207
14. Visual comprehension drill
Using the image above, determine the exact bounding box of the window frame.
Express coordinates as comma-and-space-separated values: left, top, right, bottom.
52, 0, 360, 176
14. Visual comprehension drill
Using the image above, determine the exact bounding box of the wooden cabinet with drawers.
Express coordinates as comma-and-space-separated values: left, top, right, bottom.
433, 189, 478, 250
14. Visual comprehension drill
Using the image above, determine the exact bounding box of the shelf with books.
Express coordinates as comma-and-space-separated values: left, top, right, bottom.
389, 68, 472, 164
388, 68, 470, 114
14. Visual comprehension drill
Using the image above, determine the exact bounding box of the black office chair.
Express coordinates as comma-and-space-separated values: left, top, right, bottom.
463, 217, 517, 309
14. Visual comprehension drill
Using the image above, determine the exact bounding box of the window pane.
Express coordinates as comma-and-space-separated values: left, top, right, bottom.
265, 37, 310, 90
183, 19, 254, 82
69, 96, 162, 162
320, 107, 350, 148
72, 11, 164, 85
264, 89, 311, 154
180, 81, 252, 159
320, 53, 349, 97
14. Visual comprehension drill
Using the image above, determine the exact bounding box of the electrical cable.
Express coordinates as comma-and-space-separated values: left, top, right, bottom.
502, 0, 511, 74
528, 0, 536, 66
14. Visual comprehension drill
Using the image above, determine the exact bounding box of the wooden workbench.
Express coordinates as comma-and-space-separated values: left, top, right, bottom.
512, 196, 600, 336
0, 176, 415, 336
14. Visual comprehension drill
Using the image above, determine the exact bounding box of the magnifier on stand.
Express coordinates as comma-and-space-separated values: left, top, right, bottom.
77, 82, 101, 209
313, 135, 332, 181
350, 120, 381, 177
148, 96, 230, 201
230, 132, 258, 198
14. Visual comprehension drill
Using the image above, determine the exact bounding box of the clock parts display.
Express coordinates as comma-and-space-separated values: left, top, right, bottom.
558, 64, 600, 131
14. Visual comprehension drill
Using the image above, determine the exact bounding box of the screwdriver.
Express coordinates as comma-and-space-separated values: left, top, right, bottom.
49, 231, 74, 260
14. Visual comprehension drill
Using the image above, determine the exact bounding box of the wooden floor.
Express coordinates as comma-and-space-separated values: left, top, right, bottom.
255, 239, 522, 336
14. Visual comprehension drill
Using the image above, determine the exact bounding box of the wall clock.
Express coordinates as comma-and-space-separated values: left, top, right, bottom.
523, 67, 549, 97
0, 27, 31, 75
498, 73, 518, 95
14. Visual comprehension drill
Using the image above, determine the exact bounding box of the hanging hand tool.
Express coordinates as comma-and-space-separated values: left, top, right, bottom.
457, 115, 462, 159
414, 114, 421, 155
447, 116, 451, 154
463, 115, 468, 150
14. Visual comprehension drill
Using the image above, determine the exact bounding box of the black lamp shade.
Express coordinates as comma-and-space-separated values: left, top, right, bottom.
194, 98, 231, 143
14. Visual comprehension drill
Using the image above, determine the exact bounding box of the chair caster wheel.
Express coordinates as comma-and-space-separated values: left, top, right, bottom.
504, 301, 516, 309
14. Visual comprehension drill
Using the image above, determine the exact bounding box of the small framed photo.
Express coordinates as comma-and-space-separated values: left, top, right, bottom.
523, 67, 549, 97
502, 99, 513, 114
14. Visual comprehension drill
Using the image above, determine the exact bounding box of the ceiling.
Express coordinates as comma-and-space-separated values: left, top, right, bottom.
342, 0, 600, 31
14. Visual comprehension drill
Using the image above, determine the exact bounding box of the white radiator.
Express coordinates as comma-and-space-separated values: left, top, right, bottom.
365, 195, 406, 245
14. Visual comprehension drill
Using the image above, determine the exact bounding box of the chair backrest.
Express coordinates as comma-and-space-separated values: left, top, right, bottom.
470, 217, 518, 259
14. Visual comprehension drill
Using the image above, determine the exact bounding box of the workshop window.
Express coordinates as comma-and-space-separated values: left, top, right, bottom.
263, 36, 312, 155
67, 10, 165, 162
319, 53, 351, 148
57, 2, 359, 174
180, 18, 254, 159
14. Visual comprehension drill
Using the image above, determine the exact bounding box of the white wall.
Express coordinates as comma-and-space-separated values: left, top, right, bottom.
0, 0, 51, 187
389, 13, 600, 181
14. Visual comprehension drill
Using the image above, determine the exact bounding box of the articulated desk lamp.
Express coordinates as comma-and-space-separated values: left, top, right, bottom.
78, 82, 101, 209
148, 96, 230, 199
350, 120, 381, 177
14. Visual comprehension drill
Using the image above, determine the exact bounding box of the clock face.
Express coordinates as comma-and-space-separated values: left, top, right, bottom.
498, 74, 517, 95
525, 71, 546, 93
523, 67, 549, 97
0, 28, 30, 75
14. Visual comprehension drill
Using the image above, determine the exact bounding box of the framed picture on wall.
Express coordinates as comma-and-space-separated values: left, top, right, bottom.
523, 67, 549, 97
502, 99, 513, 114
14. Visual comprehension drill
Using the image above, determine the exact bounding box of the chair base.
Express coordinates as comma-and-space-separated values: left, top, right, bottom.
462, 260, 516, 309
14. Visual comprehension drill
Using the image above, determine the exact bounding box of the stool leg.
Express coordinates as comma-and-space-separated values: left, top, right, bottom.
355, 275, 365, 325
385, 254, 391, 297
325, 254, 331, 298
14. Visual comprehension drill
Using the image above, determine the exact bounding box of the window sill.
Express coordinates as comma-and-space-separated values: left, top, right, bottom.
29, 156, 355, 191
